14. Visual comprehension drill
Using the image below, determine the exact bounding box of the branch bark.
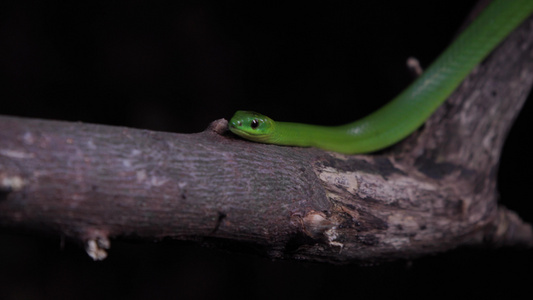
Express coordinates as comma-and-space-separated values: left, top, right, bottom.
1, 15, 532, 263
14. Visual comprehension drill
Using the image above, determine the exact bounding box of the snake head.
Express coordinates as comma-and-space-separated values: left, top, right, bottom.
229, 111, 275, 142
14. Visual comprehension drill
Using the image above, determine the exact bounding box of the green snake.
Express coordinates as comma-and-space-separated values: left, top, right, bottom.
229, 0, 533, 154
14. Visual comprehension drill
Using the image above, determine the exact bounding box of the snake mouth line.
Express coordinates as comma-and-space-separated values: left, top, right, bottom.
229, 121, 261, 136
228, 124, 274, 143
229, 127, 262, 139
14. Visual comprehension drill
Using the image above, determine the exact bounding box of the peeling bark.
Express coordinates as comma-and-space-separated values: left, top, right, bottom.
0, 15, 532, 263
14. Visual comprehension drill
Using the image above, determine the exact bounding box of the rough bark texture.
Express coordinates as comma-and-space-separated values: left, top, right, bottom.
1, 15, 532, 263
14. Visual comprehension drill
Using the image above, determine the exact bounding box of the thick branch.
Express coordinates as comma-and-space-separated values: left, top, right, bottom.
1, 17, 532, 263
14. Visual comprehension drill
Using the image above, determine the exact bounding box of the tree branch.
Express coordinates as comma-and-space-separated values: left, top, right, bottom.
1, 16, 532, 263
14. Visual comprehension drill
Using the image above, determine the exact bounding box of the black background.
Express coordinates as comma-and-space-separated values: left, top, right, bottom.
1, 1, 532, 299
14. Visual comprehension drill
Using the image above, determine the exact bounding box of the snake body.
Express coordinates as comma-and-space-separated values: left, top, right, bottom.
229, 0, 533, 154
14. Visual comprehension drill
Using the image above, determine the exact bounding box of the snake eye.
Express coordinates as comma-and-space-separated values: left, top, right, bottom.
251, 119, 259, 129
